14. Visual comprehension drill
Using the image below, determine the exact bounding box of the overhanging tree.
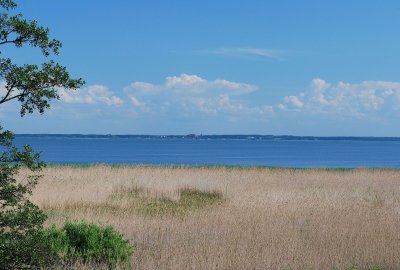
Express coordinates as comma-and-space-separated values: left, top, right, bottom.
0, 0, 84, 268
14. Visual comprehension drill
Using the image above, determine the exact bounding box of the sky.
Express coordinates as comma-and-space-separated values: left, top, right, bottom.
1, 0, 400, 136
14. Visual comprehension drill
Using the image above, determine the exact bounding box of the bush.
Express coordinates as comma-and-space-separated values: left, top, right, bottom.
0, 228, 60, 269
41, 222, 133, 269
0, 127, 50, 269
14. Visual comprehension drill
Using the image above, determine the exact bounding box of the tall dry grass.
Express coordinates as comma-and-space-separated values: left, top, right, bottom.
23, 166, 400, 269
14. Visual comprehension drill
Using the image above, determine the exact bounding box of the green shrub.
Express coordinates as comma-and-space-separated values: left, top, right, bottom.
42, 222, 133, 269
0, 228, 60, 269
0, 127, 50, 269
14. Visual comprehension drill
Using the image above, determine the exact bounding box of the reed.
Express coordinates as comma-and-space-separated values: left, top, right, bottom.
24, 165, 400, 270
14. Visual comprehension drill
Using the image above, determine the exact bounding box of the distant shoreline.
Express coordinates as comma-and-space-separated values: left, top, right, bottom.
14, 134, 400, 141
44, 164, 400, 171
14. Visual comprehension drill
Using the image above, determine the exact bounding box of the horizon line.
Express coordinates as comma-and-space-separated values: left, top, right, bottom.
13, 133, 400, 139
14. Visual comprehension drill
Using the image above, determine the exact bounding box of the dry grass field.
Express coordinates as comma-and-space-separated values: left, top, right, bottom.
22, 165, 400, 269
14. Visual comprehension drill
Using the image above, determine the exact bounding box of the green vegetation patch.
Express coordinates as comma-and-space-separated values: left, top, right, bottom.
44, 187, 224, 219
41, 221, 133, 269
345, 266, 386, 270
107, 186, 224, 217
139, 188, 223, 216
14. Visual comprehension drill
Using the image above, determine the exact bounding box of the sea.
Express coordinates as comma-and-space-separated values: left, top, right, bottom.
12, 134, 400, 168
10, 134, 400, 168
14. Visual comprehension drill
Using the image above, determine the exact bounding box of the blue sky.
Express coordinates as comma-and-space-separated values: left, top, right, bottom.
1, 0, 400, 135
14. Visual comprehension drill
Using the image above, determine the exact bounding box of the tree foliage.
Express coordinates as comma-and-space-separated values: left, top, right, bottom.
0, 127, 51, 269
0, 0, 84, 116
0, 0, 84, 268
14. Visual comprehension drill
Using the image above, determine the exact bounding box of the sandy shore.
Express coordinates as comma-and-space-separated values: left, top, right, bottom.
23, 165, 400, 269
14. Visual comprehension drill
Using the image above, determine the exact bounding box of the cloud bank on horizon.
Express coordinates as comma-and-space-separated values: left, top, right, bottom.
55, 74, 272, 118
279, 79, 400, 118
51, 74, 400, 121
3, 73, 400, 135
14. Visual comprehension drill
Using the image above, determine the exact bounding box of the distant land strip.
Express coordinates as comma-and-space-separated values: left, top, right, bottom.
14, 134, 400, 141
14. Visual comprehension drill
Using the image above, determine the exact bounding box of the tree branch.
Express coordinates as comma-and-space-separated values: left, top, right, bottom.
0, 82, 18, 104
0, 92, 24, 103
0, 35, 29, 46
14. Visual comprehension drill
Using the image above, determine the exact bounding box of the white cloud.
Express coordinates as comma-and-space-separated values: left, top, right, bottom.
284, 95, 304, 110
279, 78, 400, 117
129, 95, 149, 112
165, 74, 206, 87
124, 74, 270, 116
204, 47, 286, 60
60, 85, 123, 106
190, 95, 273, 115
311, 78, 330, 92
129, 82, 155, 92
126, 73, 257, 95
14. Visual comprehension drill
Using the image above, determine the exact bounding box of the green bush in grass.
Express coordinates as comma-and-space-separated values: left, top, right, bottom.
41, 222, 133, 269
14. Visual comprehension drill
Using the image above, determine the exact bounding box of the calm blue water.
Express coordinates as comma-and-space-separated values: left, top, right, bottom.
12, 135, 400, 168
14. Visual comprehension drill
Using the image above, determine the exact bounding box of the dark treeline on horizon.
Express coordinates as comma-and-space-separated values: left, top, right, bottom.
14, 134, 400, 141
